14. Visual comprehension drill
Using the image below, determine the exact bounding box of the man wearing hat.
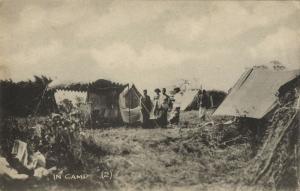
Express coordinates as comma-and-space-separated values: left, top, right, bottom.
140, 89, 152, 128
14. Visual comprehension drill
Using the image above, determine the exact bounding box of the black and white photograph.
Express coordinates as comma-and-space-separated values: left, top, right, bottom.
0, 0, 300, 191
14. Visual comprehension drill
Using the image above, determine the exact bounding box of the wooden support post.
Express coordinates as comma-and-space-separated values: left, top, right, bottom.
128, 85, 131, 125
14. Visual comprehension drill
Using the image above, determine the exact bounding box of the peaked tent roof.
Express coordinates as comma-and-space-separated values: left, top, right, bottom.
213, 68, 300, 119
119, 84, 142, 124
173, 90, 199, 111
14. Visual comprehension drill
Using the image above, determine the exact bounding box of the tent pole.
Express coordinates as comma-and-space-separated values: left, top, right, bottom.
87, 85, 92, 129
34, 83, 48, 116
128, 84, 131, 125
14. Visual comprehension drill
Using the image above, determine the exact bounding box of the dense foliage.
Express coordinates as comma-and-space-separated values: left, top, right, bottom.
0, 76, 55, 117
0, 78, 125, 118
52, 79, 125, 93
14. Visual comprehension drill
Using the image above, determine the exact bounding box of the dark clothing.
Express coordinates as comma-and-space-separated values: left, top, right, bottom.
142, 112, 150, 128
159, 109, 168, 127
141, 95, 152, 113
201, 94, 210, 109
141, 95, 152, 128
9, 158, 34, 176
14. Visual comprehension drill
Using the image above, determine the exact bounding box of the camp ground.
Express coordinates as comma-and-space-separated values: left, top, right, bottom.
1, 66, 300, 191
1, 1, 300, 190
50, 80, 224, 127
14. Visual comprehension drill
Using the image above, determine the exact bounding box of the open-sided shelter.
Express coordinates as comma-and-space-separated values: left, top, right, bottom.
49, 80, 142, 125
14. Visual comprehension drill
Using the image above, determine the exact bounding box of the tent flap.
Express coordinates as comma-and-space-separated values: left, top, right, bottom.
119, 85, 142, 123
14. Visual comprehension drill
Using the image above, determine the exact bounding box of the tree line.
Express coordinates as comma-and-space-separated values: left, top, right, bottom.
0, 75, 227, 117
0, 76, 55, 118
0, 78, 125, 118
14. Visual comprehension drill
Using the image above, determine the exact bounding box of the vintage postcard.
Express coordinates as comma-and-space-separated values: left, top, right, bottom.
0, 1, 299, 191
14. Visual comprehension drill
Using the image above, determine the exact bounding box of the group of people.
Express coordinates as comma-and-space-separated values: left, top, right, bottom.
140, 87, 212, 128
140, 88, 174, 128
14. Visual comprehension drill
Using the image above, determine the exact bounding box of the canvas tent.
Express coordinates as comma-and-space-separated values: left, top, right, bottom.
119, 84, 142, 124
172, 90, 199, 111
213, 68, 300, 119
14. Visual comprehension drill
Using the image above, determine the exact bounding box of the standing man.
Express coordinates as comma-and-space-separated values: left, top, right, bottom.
162, 88, 171, 109
140, 90, 152, 128
160, 88, 170, 127
153, 88, 162, 127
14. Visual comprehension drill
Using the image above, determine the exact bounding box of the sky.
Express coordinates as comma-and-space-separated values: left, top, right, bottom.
0, 0, 299, 91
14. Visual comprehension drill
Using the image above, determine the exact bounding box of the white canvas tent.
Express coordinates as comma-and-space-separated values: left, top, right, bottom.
119, 84, 142, 124
213, 68, 300, 118
172, 90, 199, 111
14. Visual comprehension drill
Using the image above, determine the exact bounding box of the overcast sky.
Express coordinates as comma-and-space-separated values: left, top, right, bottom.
0, 0, 299, 91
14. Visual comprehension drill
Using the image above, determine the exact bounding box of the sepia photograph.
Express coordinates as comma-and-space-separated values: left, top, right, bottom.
0, 0, 300, 191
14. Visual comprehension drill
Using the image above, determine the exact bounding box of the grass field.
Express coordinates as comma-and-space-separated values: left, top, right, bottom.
1, 111, 256, 191
77, 111, 252, 191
